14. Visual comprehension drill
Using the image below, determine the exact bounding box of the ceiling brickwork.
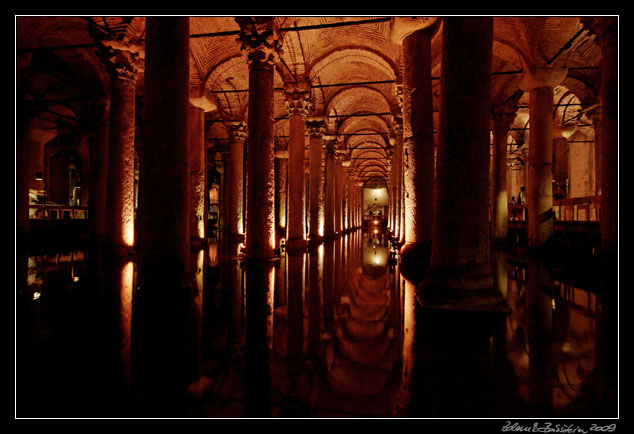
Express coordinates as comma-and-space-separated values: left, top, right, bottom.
16, 15, 610, 187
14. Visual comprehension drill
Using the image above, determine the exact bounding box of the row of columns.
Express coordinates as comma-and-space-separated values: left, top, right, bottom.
388, 16, 617, 307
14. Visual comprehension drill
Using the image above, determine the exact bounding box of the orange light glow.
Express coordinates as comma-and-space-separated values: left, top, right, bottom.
123, 221, 135, 246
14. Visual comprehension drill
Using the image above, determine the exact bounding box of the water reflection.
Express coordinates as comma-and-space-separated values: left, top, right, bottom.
16, 230, 617, 418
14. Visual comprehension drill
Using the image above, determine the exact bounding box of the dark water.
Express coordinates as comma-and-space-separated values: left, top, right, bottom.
15, 229, 618, 418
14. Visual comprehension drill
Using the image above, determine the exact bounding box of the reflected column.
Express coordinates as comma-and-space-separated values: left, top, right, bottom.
307, 244, 323, 359
392, 277, 415, 416
286, 252, 305, 403
526, 256, 554, 416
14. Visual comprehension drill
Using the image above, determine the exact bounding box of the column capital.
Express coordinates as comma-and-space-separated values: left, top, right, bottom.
392, 116, 403, 135
235, 17, 283, 67
284, 82, 313, 117
228, 121, 248, 143
306, 116, 327, 137
395, 84, 404, 112
519, 65, 567, 92
389, 17, 440, 44
274, 138, 289, 159
99, 47, 143, 83
491, 111, 516, 132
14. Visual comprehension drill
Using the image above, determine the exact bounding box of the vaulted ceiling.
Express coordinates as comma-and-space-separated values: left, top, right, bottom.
16, 16, 605, 187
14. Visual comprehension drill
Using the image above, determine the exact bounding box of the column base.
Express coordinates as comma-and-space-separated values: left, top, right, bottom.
190, 237, 206, 250
308, 235, 324, 247
492, 236, 510, 250
228, 232, 246, 242
417, 282, 510, 313
398, 241, 431, 284
324, 232, 339, 241
285, 237, 307, 255
419, 263, 509, 312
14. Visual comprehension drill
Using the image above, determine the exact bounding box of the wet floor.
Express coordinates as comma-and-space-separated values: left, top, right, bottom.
15, 229, 618, 418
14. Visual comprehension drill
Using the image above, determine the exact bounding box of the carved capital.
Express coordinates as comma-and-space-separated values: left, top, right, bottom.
235, 17, 283, 67
285, 83, 313, 117
519, 65, 567, 92
228, 121, 248, 143
392, 116, 403, 136
306, 116, 327, 138
395, 84, 404, 112
491, 112, 516, 133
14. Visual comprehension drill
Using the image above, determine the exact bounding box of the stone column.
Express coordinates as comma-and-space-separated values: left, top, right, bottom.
236, 17, 282, 259
16, 117, 57, 238
583, 18, 617, 262
189, 89, 216, 245
347, 169, 355, 231
399, 25, 438, 268
334, 156, 341, 236
104, 51, 140, 251
307, 117, 326, 243
519, 66, 567, 248
423, 17, 500, 304
88, 102, 110, 242
491, 113, 515, 247
274, 141, 288, 241
323, 138, 337, 240
135, 16, 191, 410
226, 121, 248, 240
285, 83, 312, 253
189, 105, 206, 245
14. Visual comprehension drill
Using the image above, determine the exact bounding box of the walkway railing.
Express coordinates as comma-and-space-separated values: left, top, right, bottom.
29, 204, 89, 220
508, 195, 600, 222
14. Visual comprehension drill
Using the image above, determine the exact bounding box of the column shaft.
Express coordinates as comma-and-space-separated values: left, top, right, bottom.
135, 16, 192, 408
492, 115, 513, 245
334, 160, 342, 236
106, 68, 137, 249
324, 143, 336, 239
287, 111, 307, 249
245, 62, 276, 258
227, 122, 247, 239
308, 120, 325, 241
400, 28, 436, 265
189, 105, 206, 243
89, 102, 110, 241
426, 17, 495, 296
527, 87, 554, 247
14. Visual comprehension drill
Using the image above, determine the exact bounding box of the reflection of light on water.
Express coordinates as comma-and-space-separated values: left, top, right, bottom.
208, 242, 218, 266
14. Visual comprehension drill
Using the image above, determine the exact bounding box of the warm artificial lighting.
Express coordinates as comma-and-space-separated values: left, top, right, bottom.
198, 220, 205, 239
